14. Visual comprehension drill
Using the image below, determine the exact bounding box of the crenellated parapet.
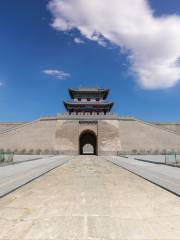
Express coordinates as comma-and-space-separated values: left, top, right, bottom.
57, 112, 119, 120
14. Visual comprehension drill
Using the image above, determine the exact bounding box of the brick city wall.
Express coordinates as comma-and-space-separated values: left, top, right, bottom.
0, 116, 180, 154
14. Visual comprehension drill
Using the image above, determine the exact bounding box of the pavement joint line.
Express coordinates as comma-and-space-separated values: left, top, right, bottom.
118, 163, 180, 187
0, 159, 69, 199
105, 157, 180, 198
0, 158, 66, 185
0, 161, 63, 187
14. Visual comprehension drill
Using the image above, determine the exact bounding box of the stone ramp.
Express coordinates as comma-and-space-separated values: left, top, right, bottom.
0, 118, 57, 151
0, 156, 69, 197
118, 118, 180, 152
107, 156, 180, 196
0, 122, 26, 133
0, 156, 180, 240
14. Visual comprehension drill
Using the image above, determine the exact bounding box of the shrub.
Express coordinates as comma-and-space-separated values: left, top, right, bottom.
13, 148, 18, 154
170, 149, 175, 154
118, 151, 128, 155
28, 149, 34, 154
132, 149, 138, 154
153, 149, 159, 155
117, 151, 122, 156
43, 149, 50, 155
19, 148, 27, 154
139, 149, 146, 154
161, 149, 167, 155
6, 148, 11, 153
176, 149, 180, 154
55, 150, 61, 155
49, 149, 55, 155
51, 149, 59, 155
0, 148, 4, 153
147, 149, 152, 155
35, 149, 42, 155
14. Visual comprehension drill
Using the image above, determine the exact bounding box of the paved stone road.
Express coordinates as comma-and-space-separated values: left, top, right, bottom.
0, 156, 69, 197
108, 156, 180, 196
0, 156, 180, 239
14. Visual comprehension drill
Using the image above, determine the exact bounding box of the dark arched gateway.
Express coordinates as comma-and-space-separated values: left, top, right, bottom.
79, 130, 97, 155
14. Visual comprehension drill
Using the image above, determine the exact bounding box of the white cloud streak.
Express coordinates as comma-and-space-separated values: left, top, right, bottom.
48, 0, 180, 89
43, 69, 70, 80
74, 37, 84, 44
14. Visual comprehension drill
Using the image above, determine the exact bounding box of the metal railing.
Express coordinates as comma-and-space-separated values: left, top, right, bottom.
0, 152, 14, 163
118, 152, 180, 165
165, 153, 179, 165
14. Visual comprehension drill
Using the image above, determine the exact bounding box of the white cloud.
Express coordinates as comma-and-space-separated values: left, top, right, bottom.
74, 37, 84, 44
43, 69, 70, 80
48, 0, 180, 89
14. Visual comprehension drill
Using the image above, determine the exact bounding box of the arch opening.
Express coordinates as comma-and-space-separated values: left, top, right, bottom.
79, 130, 97, 155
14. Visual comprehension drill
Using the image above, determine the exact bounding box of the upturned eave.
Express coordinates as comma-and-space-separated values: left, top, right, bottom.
68, 88, 109, 100
63, 101, 113, 111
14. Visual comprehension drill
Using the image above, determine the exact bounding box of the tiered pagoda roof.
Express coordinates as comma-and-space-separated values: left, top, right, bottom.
68, 88, 109, 99
64, 88, 113, 115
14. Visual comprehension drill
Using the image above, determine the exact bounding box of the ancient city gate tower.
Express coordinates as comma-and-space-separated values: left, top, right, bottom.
1, 87, 180, 155
55, 88, 121, 155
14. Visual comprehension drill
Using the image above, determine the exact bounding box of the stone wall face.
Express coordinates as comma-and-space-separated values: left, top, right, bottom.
0, 122, 26, 133
55, 120, 79, 155
98, 120, 121, 155
79, 121, 98, 136
0, 119, 57, 152
118, 119, 180, 153
154, 123, 180, 135
0, 117, 180, 155
54, 120, 99, 155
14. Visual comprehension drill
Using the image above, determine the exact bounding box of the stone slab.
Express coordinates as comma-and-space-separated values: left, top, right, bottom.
0, 156, 69, 197
0, 156, 180, 239
108, 156, 180, 196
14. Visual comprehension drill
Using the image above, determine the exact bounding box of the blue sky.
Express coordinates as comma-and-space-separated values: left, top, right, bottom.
0, 0, 180, 122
